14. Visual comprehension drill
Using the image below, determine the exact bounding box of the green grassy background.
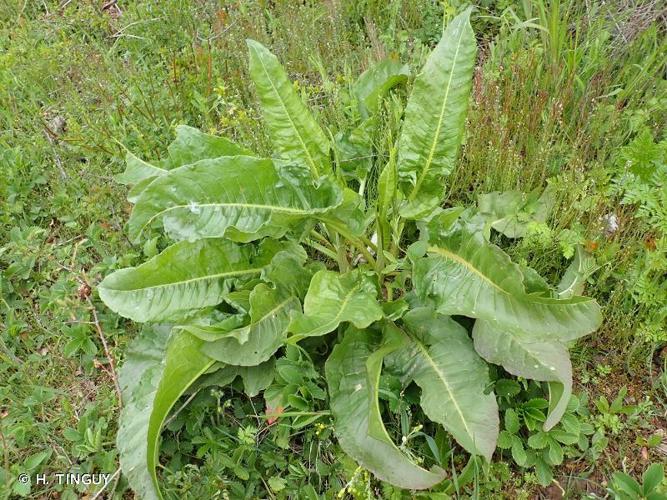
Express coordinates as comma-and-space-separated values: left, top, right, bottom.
1, 0, 665, 498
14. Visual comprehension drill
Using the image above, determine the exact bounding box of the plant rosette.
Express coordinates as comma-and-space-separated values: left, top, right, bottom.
98, 8, 602, 498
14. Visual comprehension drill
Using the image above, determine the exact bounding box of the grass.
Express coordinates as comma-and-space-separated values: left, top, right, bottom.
1, 0, 665, 498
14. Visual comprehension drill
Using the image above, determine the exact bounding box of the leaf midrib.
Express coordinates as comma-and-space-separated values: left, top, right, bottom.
147, 356, 215, 498
139, 201, 326, 237
233, 296, 298, 341
411, 336, 474, 445
408, 21, 467, 203
138, 163, 167, 177
119, 154, 167, 183
251, 44, 320, 177
103, 267, 263, 293
427, 246, 509, 295
301, 281, 364, 335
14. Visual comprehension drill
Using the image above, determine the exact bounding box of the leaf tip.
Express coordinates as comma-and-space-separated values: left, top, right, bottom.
459, 5, 474, 22
246, 38, 264, 53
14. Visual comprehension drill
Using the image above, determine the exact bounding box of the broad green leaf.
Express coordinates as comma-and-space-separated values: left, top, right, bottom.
147, 331, 215, 498
195, 359, 276, 397
116, 152, 167, 187
224, 290, 253, 314
505, 409, 521, 434
335, 119, 375, 183
201, 285, 300, 366
417, 221, 596, 430
548, 381, 573, 431
320, 188, 368, 237
238, 358, 276, 397
550, 429, 578, 445
511, 436, 528, 466
179, 318, 243, 343
118, 326, 172, 394
260, 243, 315, 300
534, 458, 553, 486
413, 227, 602, 341
611, 472, 643, 496
205, 283, 294, 345
99, 239, 276, 322
377, 148, 398, 253
472, 320, 572, 431
393, 309, 499, 460
497, 430, 513, 449
22, 451, 51, 471
166, 125, 252, 168
557, 245, 599, 298
397, 8, 476, 219
116, 126, 251, 203
125, 177, 160, 204
337, 58, 407, 183
366, 323, 407, 441
547, 441, 564, 465
325, 327, 446, 489
191, 363, 239, 391
127, 156, 342, 242
354, 59, 409, 117
117, 325, 170, 500
421, 206, 467, 239
247, 39, 331, 177
520, 263, 553, 297
288, 270, 383, 342
382, 298, 409, 320
477, 188, 554, 239
378, 147, 398, 222
642, 464, 664, 494
180, 313, 248, 342
116, 153, 168, 204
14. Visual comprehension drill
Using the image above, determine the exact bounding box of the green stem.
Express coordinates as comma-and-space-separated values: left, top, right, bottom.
310, 229, 335, 249
358, 177, 366, 196
325, 220, 376, 268
354, 240, 377, 267
376, 220, 385, 273
360, 234, 377, 252
333, 232, 350, 272
303, 239, 339, 261
337, 246, 350, 272
392, 219, 405, 256
320, 222, 349, 272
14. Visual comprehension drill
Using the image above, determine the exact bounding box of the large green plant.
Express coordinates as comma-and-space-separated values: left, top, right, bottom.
99, 9, 601, 497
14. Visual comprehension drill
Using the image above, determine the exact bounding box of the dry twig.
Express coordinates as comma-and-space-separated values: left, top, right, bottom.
86, 294, 123, 406
58, 264, 123, 406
